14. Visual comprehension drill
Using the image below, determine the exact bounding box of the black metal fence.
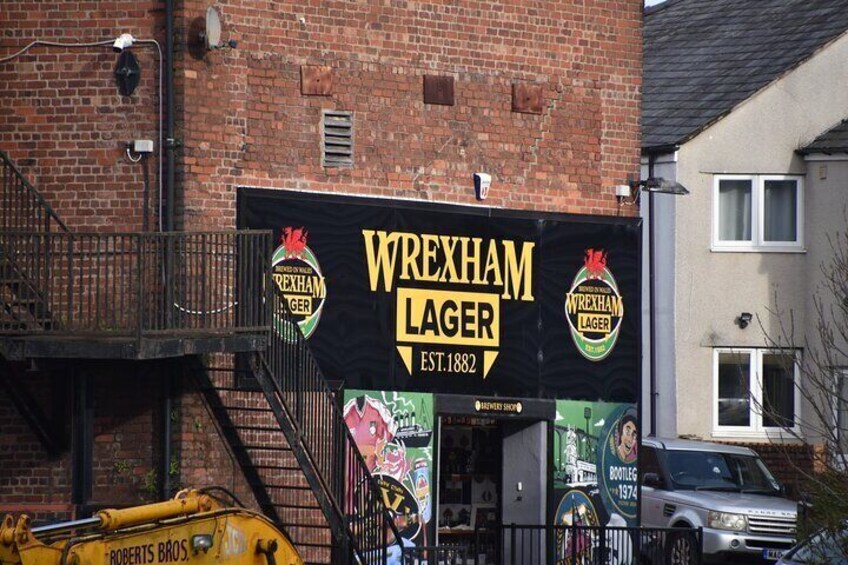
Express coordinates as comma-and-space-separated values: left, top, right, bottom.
403, 546, 468, 564
0, 230, 271, 337
499, 524, 704, 565
259, 293, 403, 564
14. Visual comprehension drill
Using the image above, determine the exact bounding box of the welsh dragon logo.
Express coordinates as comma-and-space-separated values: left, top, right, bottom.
564, 249, 624, 361
271, 226, 327, 341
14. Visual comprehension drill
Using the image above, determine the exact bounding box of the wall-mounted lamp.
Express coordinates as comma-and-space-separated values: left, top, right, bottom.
736, 312, 753, 329
112, 33, 136, 53
617, 177, 690, 205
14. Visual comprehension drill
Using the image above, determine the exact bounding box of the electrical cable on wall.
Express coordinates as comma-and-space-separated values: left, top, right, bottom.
0, 38, 165, 231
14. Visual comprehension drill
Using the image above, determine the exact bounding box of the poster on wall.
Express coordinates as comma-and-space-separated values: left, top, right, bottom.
343, 389, 435, 555
239, 189, 641, 403
551, 400, 638, 564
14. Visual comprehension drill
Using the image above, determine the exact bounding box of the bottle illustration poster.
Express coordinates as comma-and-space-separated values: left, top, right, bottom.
343, 389, 434, 558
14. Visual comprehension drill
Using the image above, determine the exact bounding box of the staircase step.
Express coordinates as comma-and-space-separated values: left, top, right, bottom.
272, 502, 323, 510
240, 444, 291, 451
218, 404, 273, 413
226, 423, 282, 432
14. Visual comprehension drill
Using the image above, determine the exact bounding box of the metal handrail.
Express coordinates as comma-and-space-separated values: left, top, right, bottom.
0, 151, 68, 234
0, 230, 272, 337
263, 295, 403, 563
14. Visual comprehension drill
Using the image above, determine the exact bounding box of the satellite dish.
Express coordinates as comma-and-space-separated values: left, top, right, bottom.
188, 6, 236, 60
204, 6, 222, 49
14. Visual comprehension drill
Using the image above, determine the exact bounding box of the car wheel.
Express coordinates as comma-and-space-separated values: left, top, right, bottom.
664, 530, 697, 565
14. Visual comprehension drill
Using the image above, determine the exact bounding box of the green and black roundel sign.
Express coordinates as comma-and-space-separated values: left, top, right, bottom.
271, 227, 327, 340
564, 249, 624, 361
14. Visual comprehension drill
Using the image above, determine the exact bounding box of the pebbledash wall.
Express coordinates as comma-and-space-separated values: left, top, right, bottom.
0, 0, 643, 521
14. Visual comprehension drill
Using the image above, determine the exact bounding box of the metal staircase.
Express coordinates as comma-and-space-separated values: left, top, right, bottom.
0, 151, 67, 334
0, 151, 401, 564
197, 297, 403, 564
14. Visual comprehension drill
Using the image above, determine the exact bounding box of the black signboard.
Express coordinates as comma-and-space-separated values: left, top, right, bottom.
239, 188, 641, 402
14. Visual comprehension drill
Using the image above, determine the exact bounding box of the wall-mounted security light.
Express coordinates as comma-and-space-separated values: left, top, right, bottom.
112, 33, 136, 53
617, 177, 689, 205
736, 312, 753, 329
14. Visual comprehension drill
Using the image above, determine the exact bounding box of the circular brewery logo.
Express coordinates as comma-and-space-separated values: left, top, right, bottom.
599, 405, 638, 524
564, 249, 624, 361
271, 227, 326, 340
553, 488, 599, 564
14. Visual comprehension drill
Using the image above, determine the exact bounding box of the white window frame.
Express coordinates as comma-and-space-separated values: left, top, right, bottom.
712, 174, 804, 252
712, 348, 802, 439
834, 369, 848, 470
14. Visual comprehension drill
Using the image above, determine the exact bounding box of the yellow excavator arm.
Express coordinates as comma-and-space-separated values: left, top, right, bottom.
0, 489, 303, 565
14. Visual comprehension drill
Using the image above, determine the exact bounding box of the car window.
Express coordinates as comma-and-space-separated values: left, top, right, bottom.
665, 450, 780, 492
640, 446, 662, 479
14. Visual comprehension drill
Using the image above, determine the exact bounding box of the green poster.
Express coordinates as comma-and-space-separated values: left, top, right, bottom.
343, 389, 434, 551
551, 400, 638, 563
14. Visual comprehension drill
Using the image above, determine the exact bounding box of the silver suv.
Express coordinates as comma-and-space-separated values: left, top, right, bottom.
640, 437, 798, 564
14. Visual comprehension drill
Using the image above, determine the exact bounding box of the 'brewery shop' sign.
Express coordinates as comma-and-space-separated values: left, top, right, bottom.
240, 189, 641, 403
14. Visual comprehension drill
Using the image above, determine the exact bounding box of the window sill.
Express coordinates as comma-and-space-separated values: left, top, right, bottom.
711, 428, 803, 441
710, 246, 806, 254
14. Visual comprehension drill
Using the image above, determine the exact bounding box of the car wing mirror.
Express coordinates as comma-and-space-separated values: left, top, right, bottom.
643, 472, 664, 489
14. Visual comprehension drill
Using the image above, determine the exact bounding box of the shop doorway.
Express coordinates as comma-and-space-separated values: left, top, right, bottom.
437, 415, 502, 562
434, 415, 549, 563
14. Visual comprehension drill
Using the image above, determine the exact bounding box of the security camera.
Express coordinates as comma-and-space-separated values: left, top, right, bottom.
113, 33, 135, 53
473, 173, 491, 201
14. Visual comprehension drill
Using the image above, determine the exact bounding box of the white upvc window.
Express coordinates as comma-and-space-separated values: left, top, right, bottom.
835, 369, 848, 468
713, 348, 801, 438
712, 175, 804, 252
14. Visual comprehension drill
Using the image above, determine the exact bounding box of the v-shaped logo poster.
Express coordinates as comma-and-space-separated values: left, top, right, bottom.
271, 226, 327, 341
362, 230, 535, 379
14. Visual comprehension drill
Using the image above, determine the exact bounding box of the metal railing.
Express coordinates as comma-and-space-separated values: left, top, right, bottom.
403, 546, 468, 564
0, 230, 271, 337
499, 524, 704, 565
0, 151, 68, 235
260, 293, 403, 563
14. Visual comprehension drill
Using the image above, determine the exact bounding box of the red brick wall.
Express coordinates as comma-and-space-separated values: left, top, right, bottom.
89, 366, 160, 507
0, 369, 72, 524
3, 1, 642, 234
176, 0, 643, 230
176, 375, 259, 512
0, 2, 163, 232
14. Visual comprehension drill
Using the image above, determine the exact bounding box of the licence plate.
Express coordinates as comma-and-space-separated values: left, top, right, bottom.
763, 548, 785, 561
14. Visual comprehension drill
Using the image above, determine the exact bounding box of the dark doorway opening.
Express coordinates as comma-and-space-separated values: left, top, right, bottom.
437, 416, 502, 563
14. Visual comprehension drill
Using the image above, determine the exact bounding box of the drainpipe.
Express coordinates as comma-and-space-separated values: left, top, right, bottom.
165, 0, 176, 232
161, 0, 175, 500
647, 154, 657, 437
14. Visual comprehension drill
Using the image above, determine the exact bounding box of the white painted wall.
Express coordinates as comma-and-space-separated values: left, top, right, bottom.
670, 32, 848, 441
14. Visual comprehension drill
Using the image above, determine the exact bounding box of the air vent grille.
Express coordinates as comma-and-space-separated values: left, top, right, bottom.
321, 110, 353, 167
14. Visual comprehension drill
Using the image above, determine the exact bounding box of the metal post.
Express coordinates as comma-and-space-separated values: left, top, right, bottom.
511, 524, 517, 565
570, 508, 577, 565
159, 370, 172, 500
649, 187, 658, 437
71, 369, 93, 515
